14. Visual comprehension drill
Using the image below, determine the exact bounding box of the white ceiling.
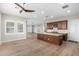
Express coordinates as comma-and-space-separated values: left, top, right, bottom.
0, 3, 79, 20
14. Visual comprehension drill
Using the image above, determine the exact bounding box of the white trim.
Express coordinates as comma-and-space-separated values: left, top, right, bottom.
0, 13, 1, 45
5, 20, 25, 35
2, 37, 26, 43
16, 22, 25, 34
5, 20, 15, 35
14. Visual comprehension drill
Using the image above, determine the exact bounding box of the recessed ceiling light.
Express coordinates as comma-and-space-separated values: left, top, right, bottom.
50, 16, 54, 18
41, 11, 44, 14
67, 10, 71, 13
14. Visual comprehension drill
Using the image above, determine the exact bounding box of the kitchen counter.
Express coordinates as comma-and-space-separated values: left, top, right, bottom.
37, 32, 67, 45
37, 32, 64, 36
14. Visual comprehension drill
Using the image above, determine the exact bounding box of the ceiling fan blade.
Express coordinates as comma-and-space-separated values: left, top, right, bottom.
15, 3, 35, 12
20, 10, 23, 13
24, 10, 35, 12
62, 5, 69, 9
15, 3, 24, 9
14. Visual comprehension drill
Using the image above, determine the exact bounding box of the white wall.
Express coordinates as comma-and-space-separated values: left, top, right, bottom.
1, 14, 27, 42
34, 24, 44, 33
27, 19, 32, 33
27, 25, 32, 33
68, 17, 79, 42
0, 12, 1, 44
27, 18, 44, 33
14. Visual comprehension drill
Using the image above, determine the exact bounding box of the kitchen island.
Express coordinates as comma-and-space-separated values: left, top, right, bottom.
37, 32, 67, 45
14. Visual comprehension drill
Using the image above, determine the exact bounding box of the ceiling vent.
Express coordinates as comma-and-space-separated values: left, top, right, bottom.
62, 5, 69, 9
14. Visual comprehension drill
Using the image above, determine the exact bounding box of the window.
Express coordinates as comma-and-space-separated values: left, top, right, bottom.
6, 22, 14, 33
17, 23, 23, 32
5, 20, 24, 34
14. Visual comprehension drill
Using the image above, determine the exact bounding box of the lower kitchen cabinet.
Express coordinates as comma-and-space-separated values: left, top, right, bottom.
37, 34, 64, 45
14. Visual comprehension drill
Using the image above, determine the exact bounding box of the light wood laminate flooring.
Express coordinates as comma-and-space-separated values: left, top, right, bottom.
0, 33, 79, 56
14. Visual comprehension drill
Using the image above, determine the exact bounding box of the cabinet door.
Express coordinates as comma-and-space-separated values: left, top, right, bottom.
43, 34, 49, 41
61, 21, 67, 30
47, 35, 55, 42
58, 21, 67, 30
47, 35, 63, 45
47, 23, 53, 29
58, 22, 62, 30
37, 34, 44, 40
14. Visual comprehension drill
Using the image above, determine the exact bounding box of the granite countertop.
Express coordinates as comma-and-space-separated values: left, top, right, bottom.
37, 32, 64, 36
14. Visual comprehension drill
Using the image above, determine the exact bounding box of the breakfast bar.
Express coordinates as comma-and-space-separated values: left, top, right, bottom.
37, 32, 67, 45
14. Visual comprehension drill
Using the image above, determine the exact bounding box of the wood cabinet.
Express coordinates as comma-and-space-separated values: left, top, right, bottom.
61, 21, 67, 30
37, 34, 64, 45
57, 22, 62, 29
62, 34, 67, 41
47, 23, 53, 29
47, 20, 67, 30
37, 34, 44, 40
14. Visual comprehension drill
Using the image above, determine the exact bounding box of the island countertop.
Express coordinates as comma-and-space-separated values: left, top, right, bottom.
37, 32, 65, 36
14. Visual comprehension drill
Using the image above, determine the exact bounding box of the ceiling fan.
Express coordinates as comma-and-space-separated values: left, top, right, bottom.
62, 5, 69, 9
15, 3, 35, 13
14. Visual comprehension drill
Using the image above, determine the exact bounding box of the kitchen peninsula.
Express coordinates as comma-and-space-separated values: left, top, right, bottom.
37, 20, 68, 45
37, 32, 67, 45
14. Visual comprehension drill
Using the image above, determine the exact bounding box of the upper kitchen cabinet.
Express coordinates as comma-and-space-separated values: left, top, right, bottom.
47, 20, 68, 30
47, 22, 57, 29
57, 20, 67, 30
47, 23, 53, 29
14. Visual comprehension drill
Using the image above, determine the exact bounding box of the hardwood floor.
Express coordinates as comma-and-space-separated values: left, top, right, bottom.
0, 33, 79, 56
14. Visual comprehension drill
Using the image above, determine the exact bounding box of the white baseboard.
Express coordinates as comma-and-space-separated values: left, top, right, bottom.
2, 37, 26, 43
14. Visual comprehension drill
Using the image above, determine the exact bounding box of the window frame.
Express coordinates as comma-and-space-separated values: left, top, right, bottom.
5, 20, 15, 35
5, 20, 24, 35
17, 22, 24, 34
